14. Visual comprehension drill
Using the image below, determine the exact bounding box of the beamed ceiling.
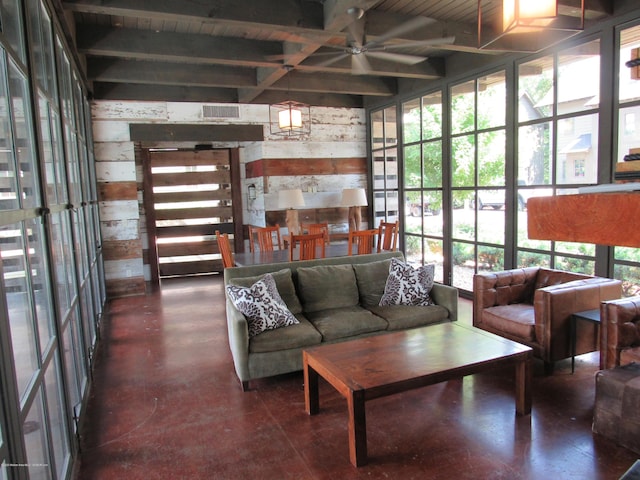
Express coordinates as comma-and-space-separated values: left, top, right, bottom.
53, 0, 617, 108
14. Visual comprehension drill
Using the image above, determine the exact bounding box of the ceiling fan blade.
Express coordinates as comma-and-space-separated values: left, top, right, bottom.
352, 54, 372, 75
365, 50, 428, 65
313, 53, 350, 68
365, 16, 436, 49
375, 36, 456, 50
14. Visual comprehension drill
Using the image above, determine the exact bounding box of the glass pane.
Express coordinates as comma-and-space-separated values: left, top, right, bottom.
422, 140, 442, 188
478, 130, 505, 187
452, 241, 474, 291
519, 56, 553, 118
39, 95, 57, 203
0, 56, 20, 211
9, 60, 39, 209
478, 71, 506, 129
557, 40, 600, 115
371, 109, 384, 150
478, 245, 504, 272
517, 250, 550, 269
45, 356, 70, 479
26, 219, 55, 356
555, 255, 594, 275
518, 122, 552, 185
618, 105, 640, 167
620, 25, 640, 105
451, 80, 475, 135
384, 106, 397, 146
373, 151, 385, 189
423, 191, 442, 236
452, 135, 475, 187
425, 238, 443, 283
2, 223, 39, 398
1, 0, 26, 62
404, 145, 421, 188
23, 389, 50, 480
385, 148, 398, 189
421, 90, 442, 140
51, 109, 68, 203
452, 201, 475, 240
613, 260, 640, 297
555, 241, 595, 257
404, 234, 422, 265
402, 98, 421, 144
556, 114, 598, 185
61, 322, 80, 410
477, 192, 505, 244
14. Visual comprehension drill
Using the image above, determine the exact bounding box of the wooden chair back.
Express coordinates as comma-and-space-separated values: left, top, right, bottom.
253, 225, 283, 251
302, 222, 330, 245
348, 229, 378, 256
215, 230, 234, 268
377, 220, 399, 252
289, 233, 326, 261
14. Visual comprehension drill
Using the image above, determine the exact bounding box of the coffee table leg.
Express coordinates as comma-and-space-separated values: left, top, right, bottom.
347, 389, 367, 467
304, 355, 319, 415
515, 356, 532, 415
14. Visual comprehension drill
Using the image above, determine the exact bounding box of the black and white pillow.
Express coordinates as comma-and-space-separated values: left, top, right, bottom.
226, 273, 299, 337
379, 257, 435, 306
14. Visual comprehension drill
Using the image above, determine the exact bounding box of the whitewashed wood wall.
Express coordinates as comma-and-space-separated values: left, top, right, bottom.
92, 100, 367, 296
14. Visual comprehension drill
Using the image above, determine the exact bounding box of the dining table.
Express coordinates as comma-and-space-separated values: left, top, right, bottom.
233, 242, 350, 267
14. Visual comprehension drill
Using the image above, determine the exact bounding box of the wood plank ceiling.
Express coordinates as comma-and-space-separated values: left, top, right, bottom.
54, 0, 614, 108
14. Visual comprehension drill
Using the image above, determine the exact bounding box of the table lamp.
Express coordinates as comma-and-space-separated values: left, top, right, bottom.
341, 188, 368, 231
278, 188, 305, 235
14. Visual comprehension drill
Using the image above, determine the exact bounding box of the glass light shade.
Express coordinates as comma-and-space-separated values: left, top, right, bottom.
278, 189, 305, 209
341, 188, 368, 207
278, 108, 302, 130
503, 0, 557, 33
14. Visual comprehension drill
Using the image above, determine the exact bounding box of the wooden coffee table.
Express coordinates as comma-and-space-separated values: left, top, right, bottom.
303, 322, 532, 467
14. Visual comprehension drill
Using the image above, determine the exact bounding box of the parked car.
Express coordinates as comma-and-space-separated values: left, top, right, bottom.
471, 190, 505, 210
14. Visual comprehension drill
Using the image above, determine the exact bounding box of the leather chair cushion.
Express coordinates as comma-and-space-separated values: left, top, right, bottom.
481, 304, 536, 342
621, 348, 640, 366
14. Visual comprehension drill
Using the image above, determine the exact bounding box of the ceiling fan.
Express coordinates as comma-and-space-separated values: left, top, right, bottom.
311, 8, 455, 75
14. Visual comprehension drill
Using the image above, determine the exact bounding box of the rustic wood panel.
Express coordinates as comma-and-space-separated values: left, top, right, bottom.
246, 157, 366, 179
149, 149, 230, 166
103, 239, 143, 261
160, 260, 222, 277
266, 207, 353, 226
157, 240, 218, 258
154, 206, 233, 221
98, 181, 138, 201
130, 124, 263, 142
153, 189, 232, 204
106, 276, 146, 297
156, 224, 220, 238
527, 193, 640, 248
152, 170, 230, 187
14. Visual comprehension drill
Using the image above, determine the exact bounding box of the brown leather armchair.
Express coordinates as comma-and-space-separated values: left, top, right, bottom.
473, 267, 622, 372
600, 297, 640, 369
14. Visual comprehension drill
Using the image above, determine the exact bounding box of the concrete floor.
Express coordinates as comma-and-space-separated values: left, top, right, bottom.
75, 274, 639, 479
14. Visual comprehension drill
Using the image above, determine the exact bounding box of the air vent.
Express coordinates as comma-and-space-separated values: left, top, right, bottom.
203, 105, 240, 119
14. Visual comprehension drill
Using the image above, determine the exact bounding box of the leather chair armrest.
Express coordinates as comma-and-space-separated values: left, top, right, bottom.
601, 297, 640, 369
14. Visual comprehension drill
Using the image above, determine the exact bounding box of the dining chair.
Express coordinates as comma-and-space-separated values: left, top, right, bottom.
348, 229, 378, 255
254, 225, 283, 251
215, 230, 235, 268
377, 220, 399, 252
302, 222, 330, 245
289, 233, 326, 261
247, 225, 259, 253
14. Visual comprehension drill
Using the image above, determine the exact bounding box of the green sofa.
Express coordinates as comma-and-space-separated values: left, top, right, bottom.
223, 251, 459, 391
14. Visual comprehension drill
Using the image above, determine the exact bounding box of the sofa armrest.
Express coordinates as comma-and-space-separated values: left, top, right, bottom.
534, 277, 622, 363
225, 298, 251, 382
430, 283, 459, 322
601, 297, 640, 369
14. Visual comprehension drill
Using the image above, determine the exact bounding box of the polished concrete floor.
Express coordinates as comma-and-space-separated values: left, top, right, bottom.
75, 275, 639, 479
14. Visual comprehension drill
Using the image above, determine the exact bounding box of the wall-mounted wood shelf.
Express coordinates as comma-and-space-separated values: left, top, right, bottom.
527, 193, 640, 248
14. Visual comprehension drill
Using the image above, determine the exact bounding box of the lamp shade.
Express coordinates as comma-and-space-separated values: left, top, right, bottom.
503, 0, 557, 33
341, 188, 368, 207
278, 189, 305, 209
278, 107, 302, 130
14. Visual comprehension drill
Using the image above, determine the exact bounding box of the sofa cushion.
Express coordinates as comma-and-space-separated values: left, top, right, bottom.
228, 268, 302, 314
481, 304, 536, 342
249, 314, 322, 353
297, 264, 359, 313
226, 273, 299, 337
353, 258, 393, 307
380, 258, 435, 306
368, 304, 450, 330
305, 306, 388, 341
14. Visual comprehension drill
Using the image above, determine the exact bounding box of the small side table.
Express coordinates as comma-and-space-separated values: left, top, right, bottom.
570, 308, 601, 373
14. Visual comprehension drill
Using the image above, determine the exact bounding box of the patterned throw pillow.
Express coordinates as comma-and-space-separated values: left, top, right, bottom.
226, 273, 299, 337
379, 257, 435, 306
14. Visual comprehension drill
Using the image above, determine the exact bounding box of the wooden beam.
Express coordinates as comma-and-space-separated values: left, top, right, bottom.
92, 82, 239, 103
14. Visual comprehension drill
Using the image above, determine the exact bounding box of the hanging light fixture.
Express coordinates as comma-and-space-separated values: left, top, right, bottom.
478, 0, 585, 52
270, 66, 311, 138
